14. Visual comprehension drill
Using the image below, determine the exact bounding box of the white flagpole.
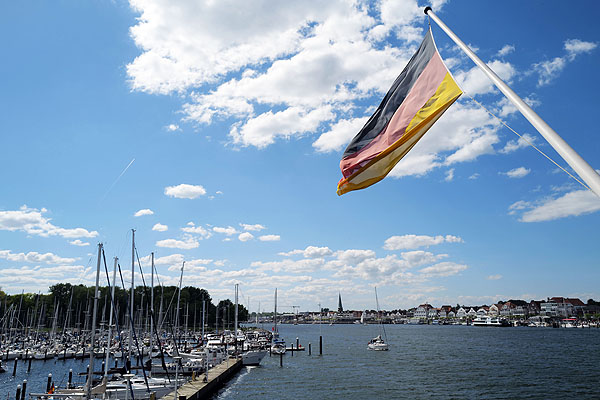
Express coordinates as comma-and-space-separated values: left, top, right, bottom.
425, 7, 600, 198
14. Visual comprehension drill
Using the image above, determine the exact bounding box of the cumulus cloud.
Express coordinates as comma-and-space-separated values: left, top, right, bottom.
444, 168, 455, 182
69, 240, 90, 247
279, 246, 333, 258
213, 226, 238, 236
496, 44, 515, 57
152, 223, 168, 232
134, 208, 154, 217
487, 274, 502, 280
510, 189, 600, 222
532, 39, 597, 86
0, 205, 98, 239
501, 167, 530, 178
164, 184, 207, 199
156, 235, 199, 249
259, 234, 280, 242
0, 250, 76, 265
181, 222, 212, 238
383, 234, 463, 250
238, 232, 254, 242
240, 223, 266, 231
499, 133, 537, 154
419, 262, 467, 277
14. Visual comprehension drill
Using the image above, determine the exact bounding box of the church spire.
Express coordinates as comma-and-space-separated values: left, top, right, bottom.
338, 292, 343, 313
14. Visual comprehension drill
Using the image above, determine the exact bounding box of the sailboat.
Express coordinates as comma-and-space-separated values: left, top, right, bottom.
270, 288, 286, 354
367, 287, 389, 351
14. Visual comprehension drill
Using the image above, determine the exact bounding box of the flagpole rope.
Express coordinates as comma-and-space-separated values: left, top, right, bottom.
463, 91, 592, 192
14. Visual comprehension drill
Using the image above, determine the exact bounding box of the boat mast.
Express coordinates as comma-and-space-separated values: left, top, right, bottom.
150, 252, 154, 376
234, 284, 239, 350
129, 229, 135, 361
104, 256, 118, 380
274, 288, 278, 333
86, 243, 103, 398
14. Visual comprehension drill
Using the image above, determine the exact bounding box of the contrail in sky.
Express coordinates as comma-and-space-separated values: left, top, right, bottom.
99, 158, 135, 204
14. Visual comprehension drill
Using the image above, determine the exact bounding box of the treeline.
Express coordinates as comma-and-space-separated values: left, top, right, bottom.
0, 283, 248, 332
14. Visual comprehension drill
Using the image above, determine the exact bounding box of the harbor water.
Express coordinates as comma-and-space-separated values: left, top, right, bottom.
2, 324, 599, 399
216, 323, 600, 399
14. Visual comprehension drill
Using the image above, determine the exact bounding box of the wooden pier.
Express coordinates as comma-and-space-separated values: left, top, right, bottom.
161, 357, 242, 400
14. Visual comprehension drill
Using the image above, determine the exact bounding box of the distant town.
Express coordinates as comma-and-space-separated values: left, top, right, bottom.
256, 296, 600, 326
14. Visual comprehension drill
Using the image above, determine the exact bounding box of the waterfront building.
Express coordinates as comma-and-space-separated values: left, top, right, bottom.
489, 304, 499, 316
467, 308, 477, 318
476, 307, 488, 316
456, 307, 467, 319
415, 304, 433, 319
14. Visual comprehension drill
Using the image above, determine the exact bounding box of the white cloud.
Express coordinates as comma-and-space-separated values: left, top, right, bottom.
532, 39, 597, 86
455, 60, 516, 96
156, 235, 199, 249
0, 250, 76, 265
0, 205, 98, 239
238, 232, 254, 242
419, 262, 467, 277
166, 124, 180, 132
259, 234, 280, 242
152, 223, 168, 232
383, 234, 463, 250
468, 173, 480, 180
500, 133, 537, 154
279, 246, 333, 258
181, 222, 212, 238
230, 106, 335, 148
514, 189, 600, 222
213, 226, 238, 236
134, 208, 154, 217
502, 167, 531, 179
127, 0, 432, 150
240, 223, 266, 232
312, 116, 369, 153
69, 239, 90, 247
444, 168, 455, 182
496, 44, 515, 57
387, 102, 500, 178
487, 274, 502, 280
164, 184, 207, 199
401, 251, 448, 268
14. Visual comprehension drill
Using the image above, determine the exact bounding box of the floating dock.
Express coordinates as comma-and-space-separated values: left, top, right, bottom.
161, 357, 242, 400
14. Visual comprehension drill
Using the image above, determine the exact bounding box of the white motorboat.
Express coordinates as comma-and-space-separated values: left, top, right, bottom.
242, 349, 267, 366
472, 316, 511, 327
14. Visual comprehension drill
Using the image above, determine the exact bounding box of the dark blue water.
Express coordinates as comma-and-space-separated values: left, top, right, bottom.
3, 325, 599, 399
216, 324, 600, 400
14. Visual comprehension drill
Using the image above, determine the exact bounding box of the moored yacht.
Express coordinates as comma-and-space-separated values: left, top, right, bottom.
472, 316, 511, 327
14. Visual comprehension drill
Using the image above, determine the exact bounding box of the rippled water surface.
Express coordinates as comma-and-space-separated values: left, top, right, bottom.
215, 324, 600, 400
2, 324, 599, 399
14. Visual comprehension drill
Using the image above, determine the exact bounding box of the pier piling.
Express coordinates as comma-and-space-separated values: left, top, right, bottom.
279, 353, 283, 367
68, 369, 73, 388
46, 374, 52, 393
15, 385, 21, 400
12, 358, 18, 376
20, 380, 26, 400
27, 357, 32, 373
296, 337, 299, 349
291, 344, 294, 356
309, 343, 311, 356
319, 336, 323, 355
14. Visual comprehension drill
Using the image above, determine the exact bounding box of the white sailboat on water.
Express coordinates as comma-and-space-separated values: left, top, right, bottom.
367, 287, 389, 351
270, 288, 286, 354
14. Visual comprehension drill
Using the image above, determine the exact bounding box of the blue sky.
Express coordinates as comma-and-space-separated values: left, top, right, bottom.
1, 0, 599, 312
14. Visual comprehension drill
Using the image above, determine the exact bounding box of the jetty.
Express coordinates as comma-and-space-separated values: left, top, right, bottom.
161, 357, 242, 400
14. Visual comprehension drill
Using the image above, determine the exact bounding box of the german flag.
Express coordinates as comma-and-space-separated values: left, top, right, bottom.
337, 29, 462, 195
